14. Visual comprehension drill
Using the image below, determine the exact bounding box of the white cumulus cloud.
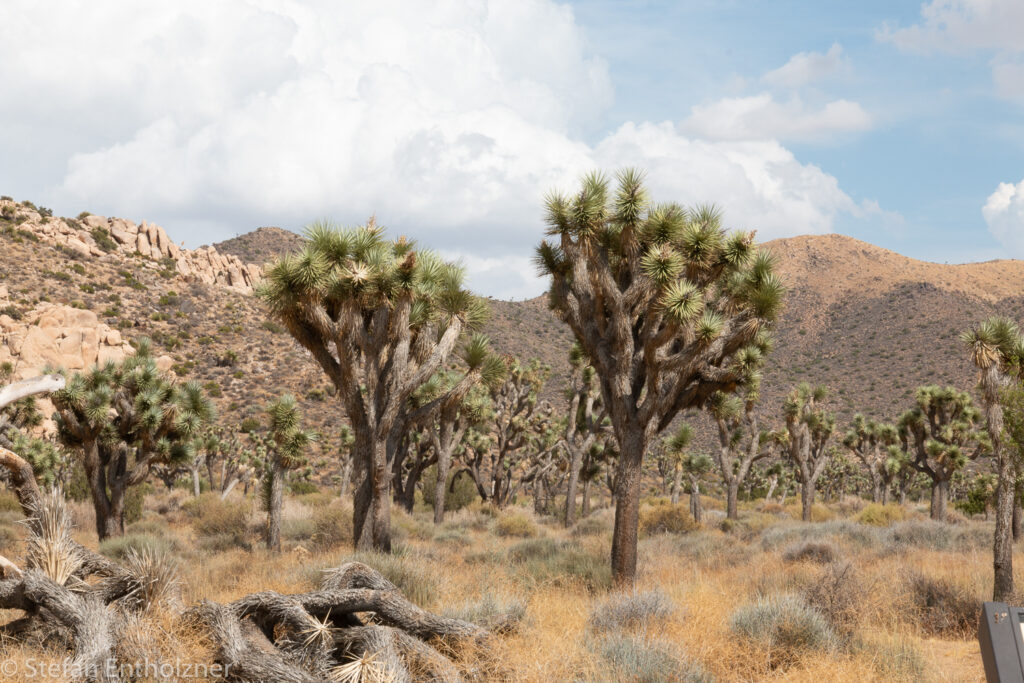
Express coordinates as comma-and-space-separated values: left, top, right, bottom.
0, 0, 883, 298
983, 179, 1024, 256
762, 43, 849, 88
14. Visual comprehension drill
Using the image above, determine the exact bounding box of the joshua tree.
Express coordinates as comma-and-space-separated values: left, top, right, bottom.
488, 357, 549, 507
260, 221, 488, 551
561, 344, 607, 526
842, 415, 900, 503
896, 386, 989, 520
662, 424, 694, 505
535, 169, 781, 585
963, 317, 1024, 601
682, 452, 714, 524
262, 395, 314, 552
52, 342, 213, 539
423, 361, 502, 523
782, 383, 836, 522
708, 377, 778, 519
337, 425, 355, 498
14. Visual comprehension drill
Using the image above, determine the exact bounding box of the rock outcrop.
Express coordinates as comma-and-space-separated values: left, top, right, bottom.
0, 303, 135, 380
0, 199, 262, 293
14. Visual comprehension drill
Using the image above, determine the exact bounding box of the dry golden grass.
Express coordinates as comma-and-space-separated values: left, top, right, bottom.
0, 491, 1003, 681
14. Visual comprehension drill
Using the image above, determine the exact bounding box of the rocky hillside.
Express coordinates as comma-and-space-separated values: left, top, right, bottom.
3, 195, 1024, 467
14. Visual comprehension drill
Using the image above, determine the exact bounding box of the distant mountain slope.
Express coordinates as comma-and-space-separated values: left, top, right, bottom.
214, 227, 306, 266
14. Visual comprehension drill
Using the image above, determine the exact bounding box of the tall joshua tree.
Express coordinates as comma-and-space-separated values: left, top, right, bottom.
536, 169, 782, 585
682, 452, 714, 524
963, 317, 1024, 601
260, 221, 487, 551
782, 383, 835, 522
52, 342, 213, 540
842, 415, 900, 504
562, 343, 607, 526
709, 369, 777, 520
897, 386, 989, 520
263, 395, 314, 552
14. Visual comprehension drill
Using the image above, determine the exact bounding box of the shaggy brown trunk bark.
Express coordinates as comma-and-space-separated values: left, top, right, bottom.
881, 484, 890, 505
994, 455, 1015, 600
267, 458, 284, 552
670, 465, 683, 505
930, 478, 949, 522
610, 429, 645, 587
564, 448, 583, 527
689, 477, 702, 525
433, 452, 451, 525
353, 437, 392, 552
801, 481, 815, 522
871, 477, 883, 504
726, 481, 740, 520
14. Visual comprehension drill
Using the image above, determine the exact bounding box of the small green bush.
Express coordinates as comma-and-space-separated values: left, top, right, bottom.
571, 515, 611, 537
289, 480, 319, 495
281, 517, 316, 542
493, 512, 538, 538
782, 540, 838, 564
596, 635, 708, 683
905, 572, 979, 637
421, 466, 478, 512
507, 538, 611, 592
856, 503, 905, 527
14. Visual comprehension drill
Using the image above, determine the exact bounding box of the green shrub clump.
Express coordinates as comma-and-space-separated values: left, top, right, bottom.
493, 512, 538, 538
639, 503, 699, 536
856, 503, 905, 527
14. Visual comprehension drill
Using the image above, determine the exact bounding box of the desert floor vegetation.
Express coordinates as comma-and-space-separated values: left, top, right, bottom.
0, 485, 996, 681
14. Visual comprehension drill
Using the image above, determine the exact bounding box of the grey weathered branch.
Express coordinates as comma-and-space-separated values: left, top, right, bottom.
0, 374, 65, 411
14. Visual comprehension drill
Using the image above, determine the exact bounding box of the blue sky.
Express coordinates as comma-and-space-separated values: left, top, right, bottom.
1, 0, 1022, 296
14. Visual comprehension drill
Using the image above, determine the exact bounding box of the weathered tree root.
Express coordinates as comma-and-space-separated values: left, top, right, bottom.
195, 561, 490, 682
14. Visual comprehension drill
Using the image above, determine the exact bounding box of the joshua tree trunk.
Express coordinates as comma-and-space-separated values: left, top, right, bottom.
670, 465, 684, 505
930, 478, 949, 521
726, 481, 740, 520
192, 466, 202, 498
1014, 502, 1022, 542
433, 457, 450, 525
765, 475, 778, 502
353, 437, 393, 552
689, 476, 702, 524
801, 481, 815, 522
582, 478, 592, 517
610, 430, 645, 587
339, 457, 352, 499
564, 448, 583, 527
267, 458, 284, 552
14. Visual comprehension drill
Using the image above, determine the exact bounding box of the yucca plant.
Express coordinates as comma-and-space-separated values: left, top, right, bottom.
782, 383, 836, 522
24, 487, 82, 587
562, 343, 607, 527
962, 317, 1024, 600
535, 169, 782, 585
260, 220, 489, 551
895, 386, 989, 520
51, 340, 214, 540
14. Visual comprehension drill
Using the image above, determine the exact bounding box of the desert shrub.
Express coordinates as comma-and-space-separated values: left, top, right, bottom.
126, 518, 170, 536
239, 416, 260, 433
295, 491, 333, 508
0, 305, 23, 321
493, 512, 538, 538
596, 635, 709, 683
853, 633, 927, 680
342, 551, 436, 607
281, 517, 316, 542
99, 533, 174, 560
589, 590, 674, 632
124, 484, 149, 525
421, 466, 478, 512
886, 520, 951, 551
443, 594, 526, 633
571, 515, 611, 537
782, 540, 838, 564
669, 531, 748, 569
507, 538, 611, 592
311, 504, 352, 550
730, 594, 837, 666
639, 503, 698, 536
0, 491, 22, 513
833, 495, 866, 517
91, 227, 117, 252
197, 533, 251, 553
760, 520, 885, 551
434, 528, 471, 546
856, 503, 905, 527
758, 501, 786, 515
183, 493, 249, 539
904, 572, 980, 637
802, 561, 865, 637
288, 480, 319, 495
